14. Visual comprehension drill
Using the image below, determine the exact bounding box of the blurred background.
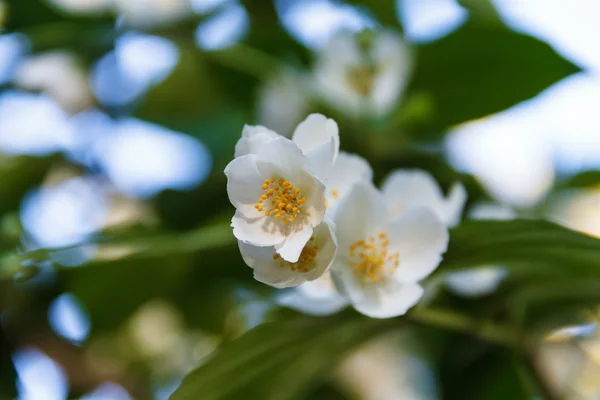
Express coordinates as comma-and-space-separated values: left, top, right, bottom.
1, 0, 600, 399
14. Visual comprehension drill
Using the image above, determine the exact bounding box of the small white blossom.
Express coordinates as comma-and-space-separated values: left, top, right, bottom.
235, 113, 340, 180
114, 0, 192, 27
225, 136, 327, 262
445, 202, 516, 297
330, 181, 449, 318
381, 169, 467, 227
323, 151, 372, 213
313, 30, 412, 116
239, 220, 337, 288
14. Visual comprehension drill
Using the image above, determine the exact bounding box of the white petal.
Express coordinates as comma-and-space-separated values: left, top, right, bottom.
445, 182, 467, 227
292, 113, 339, 175
297, 171, 327, 227
255, 137, 307, 179
234, 131, 280, 158
242, 124, 280, 139
445, 267, 507, 297
224, 154, 265, 218
232, 211, 285, 247
387, 207, 449, 282
332, 268, 423, 319
381, 169, 444, 219
274, 221, 313, 262
325, 151, 373, 212
276, 280, 348, 316
331, 181, 387, 255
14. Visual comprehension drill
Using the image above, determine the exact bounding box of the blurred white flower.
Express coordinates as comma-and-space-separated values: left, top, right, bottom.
330, 181, 448, 318
194, 1, 249, 50
0, 91, 75, 156
277, 271, 348, 315
444, 202, 516, 297
115, 0, 192, 27
235, 113, 340, 180
239, 220, 337, 288
21, 177, 108, 248
381, 169, 466, 227
313, 29, 412, 116
256, 72, 310, 137
47, 0, 112, 15
14, 51, 93, 113
225, 137, 327, 262
93, 118, 211, 198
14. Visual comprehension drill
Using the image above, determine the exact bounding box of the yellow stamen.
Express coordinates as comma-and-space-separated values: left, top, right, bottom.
348, 232, 399, 283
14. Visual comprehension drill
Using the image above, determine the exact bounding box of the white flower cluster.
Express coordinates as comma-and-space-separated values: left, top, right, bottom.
225, 114, 467, 318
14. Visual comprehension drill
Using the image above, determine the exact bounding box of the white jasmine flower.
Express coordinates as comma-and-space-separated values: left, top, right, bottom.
239, 221, 337, 288
235, 113, 339, 179
275, 150, 371, 314
225, 137, 327, 262
445, 202, 516, 297
314, 30, 412, 116
381, 169, 467, 227
330, 181, 449, 318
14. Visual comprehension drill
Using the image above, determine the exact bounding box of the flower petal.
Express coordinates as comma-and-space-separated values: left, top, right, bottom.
296, 171, 327, 227
381, 169, 444, 219
445, 182, 467, 227
232, 210, 285, 247
387, 207, 449, 282
255, 137, 307, 179
224, 154, 265, 218
330, 181, 387, 256
275, 220, 313, 262
292, 113, 339, 176
324, 151, 373, 212
445, 267, 507, 297
276, 275, 348, 316
331, 268, 423, 318
234, 126, 280, 158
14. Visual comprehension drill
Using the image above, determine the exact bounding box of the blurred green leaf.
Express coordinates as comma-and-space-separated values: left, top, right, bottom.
0, 155, 53, 218
171, 315, 393, 400
408, 19, 579, 132
442, 219, 600, 276
555, 170, 600, 191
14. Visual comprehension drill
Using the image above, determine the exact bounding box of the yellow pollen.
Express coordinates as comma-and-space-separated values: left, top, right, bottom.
274, 237, 318, 273
254, 177, 306, 223
349, 232, 399, 283
331, 189, 340, 199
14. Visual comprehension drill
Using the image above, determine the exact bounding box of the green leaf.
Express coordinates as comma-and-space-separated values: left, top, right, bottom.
408, 19, 579, 132
555, 170, 600, 191
441, 219, 600, 277
170, 315, 394, 400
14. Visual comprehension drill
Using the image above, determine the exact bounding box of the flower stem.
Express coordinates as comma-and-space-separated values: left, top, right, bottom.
408, 307, 525, 347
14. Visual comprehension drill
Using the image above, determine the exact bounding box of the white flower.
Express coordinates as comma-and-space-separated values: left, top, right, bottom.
239, 220, 337, 288
225, 136, 327, 262
276, 271, 348, 315
381, 169, 467, 227
235, 113, 340, 179
330, 181, 449, 318
445, 202, 516, 297
313, 30, 412, 116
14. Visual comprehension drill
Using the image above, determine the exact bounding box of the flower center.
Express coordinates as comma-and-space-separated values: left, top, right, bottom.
349, 233, 399, 283
346, 64, 378, 97
254, 178, 307, 224
273, 237, 318, 273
